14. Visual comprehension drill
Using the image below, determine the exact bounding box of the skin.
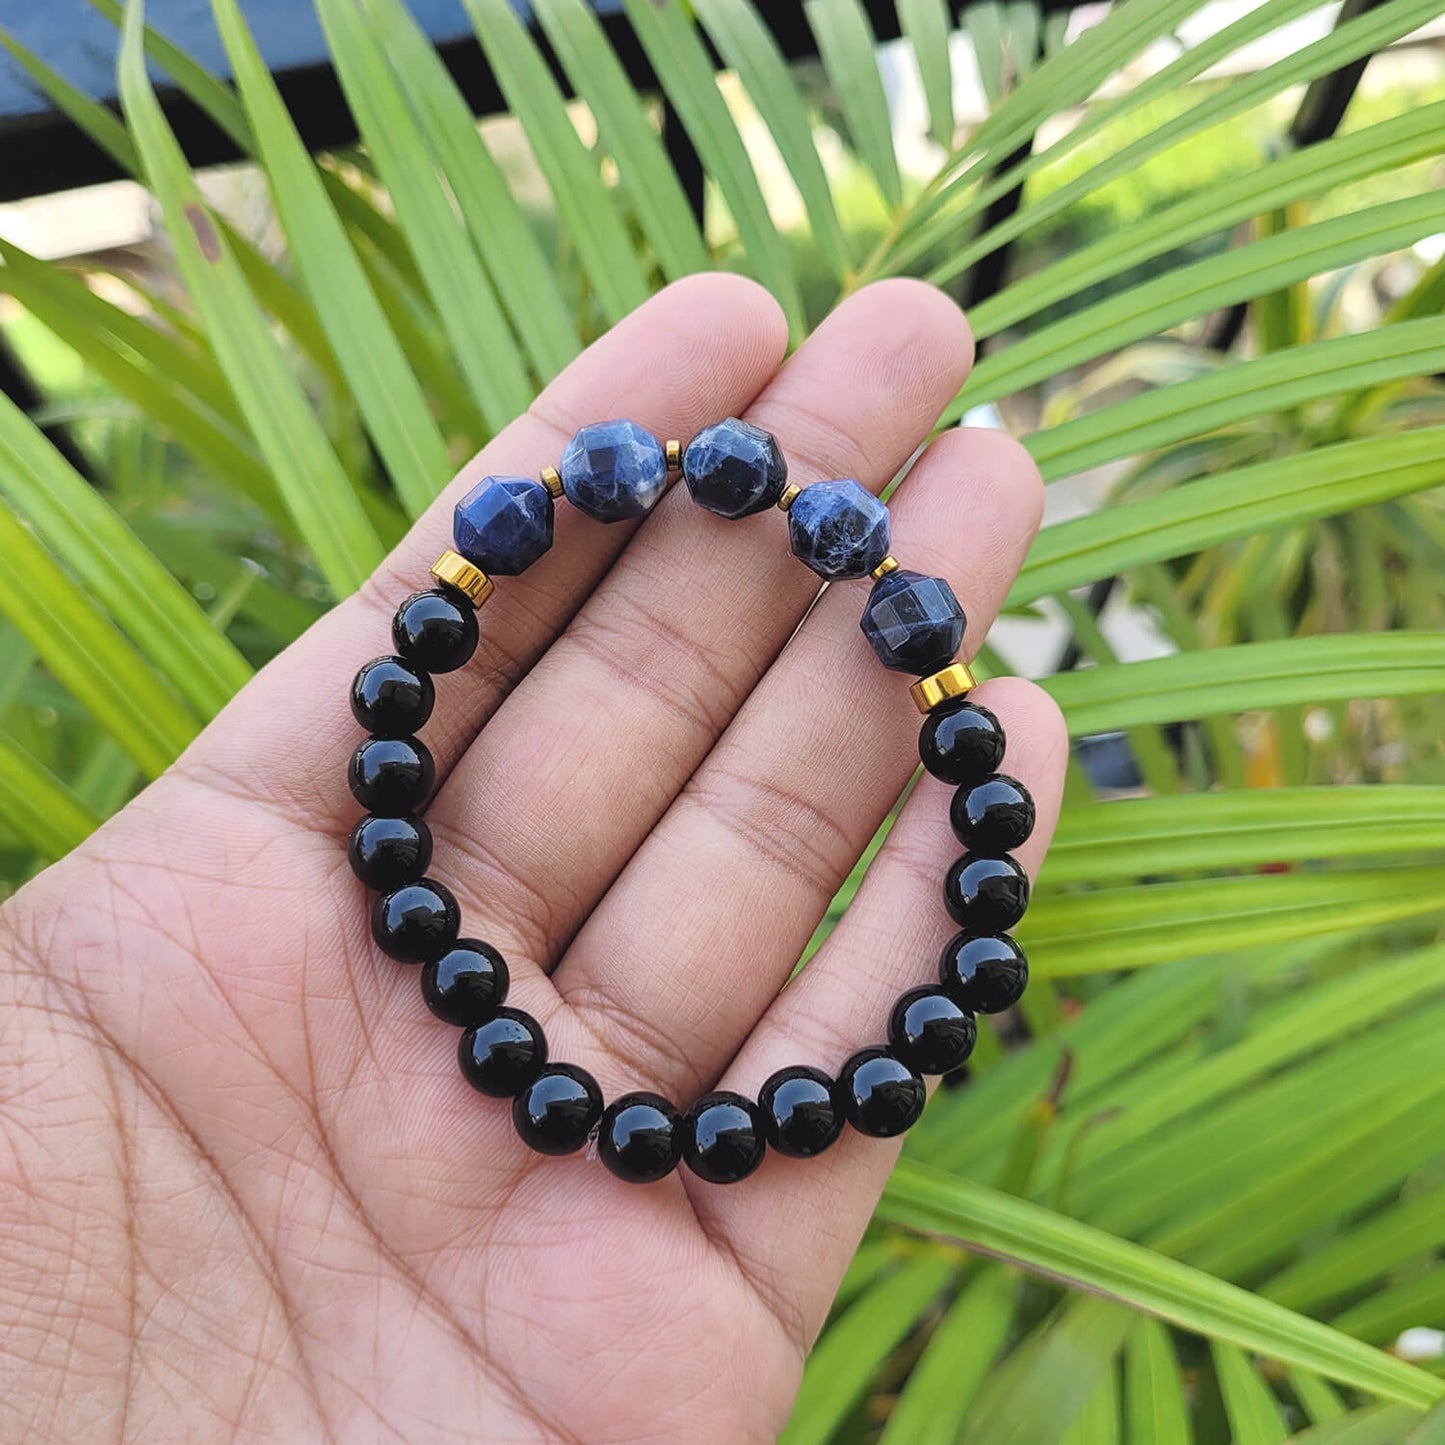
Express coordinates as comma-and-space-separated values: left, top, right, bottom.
0, 277, 1066, 1443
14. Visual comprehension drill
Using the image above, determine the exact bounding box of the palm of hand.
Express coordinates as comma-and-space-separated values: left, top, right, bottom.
0, 278, 1063, 1443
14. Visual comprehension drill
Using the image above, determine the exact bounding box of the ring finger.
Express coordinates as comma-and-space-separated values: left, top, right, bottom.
550, 425, 1045, 1101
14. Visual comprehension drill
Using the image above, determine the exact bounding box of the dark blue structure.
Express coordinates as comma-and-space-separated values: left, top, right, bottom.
0, 0, 1016, 203
0, 1, 484, 116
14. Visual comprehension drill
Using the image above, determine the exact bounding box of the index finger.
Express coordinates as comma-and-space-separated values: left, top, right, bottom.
175, 274, 789, 826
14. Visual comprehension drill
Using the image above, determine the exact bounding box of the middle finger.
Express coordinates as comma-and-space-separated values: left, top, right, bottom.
427, 281, 973, 970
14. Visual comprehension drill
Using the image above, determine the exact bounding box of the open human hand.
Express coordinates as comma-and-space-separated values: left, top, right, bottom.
0, 276, 1067, 1442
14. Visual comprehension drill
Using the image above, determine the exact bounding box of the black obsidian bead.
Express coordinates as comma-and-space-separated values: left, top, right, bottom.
392, 588, 479, 674
370, 878, 459, 963
458, 1008, 547, 1097
950, 774, 1036, 854
512, 1063, 604, 1155
888, 987, 977, 1075
939, 932, 1029, 1014
919, 700, 1005, 787
421, 939, 509, 1026
836, 1048, 926, 1137
351, 655, 434, 738
597, 1091, 684, 1184
943, 853, 1031, 933
348, 813, 432, 891
683, 1092, 767, 1185
348, 735, 435, 815
758, 1065, 843, 1159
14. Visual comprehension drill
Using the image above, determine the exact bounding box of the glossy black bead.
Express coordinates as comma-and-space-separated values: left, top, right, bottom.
392, 588, 479, 674
939, 932, 1029, 1014
683, 1092, 767, 1185
950, 774, 1036, 853
458, 1008, 547, 1097
421, 939, 509, 1026
370, 878, 459, 962
350, 655, 434, 738
943, 853, 1031, 933
597, 1091, 684, 1184
758, 1066, 843, 1159
918, 699, 1005, 786
348, 735, 435, 815
347, 813, 432, 891
888, 987, 978, 1075
836, 1048, 926, 1137
512, 1063, 604, 1155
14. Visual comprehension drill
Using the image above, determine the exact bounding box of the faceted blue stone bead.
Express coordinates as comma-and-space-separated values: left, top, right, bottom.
860, 569, 966, 674
788, 479, 891, 580
560, 419, 668, 523
453, 476, 553, 575
682, 417, 787, 519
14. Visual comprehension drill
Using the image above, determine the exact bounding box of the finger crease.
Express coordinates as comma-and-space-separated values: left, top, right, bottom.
565, 981, 711, 1102
564, 598, 738, 742
681, 767, 856, 907
425, 815, 568, 967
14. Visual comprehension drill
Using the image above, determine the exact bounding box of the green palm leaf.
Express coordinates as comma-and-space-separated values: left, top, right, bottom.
316, 0, 534, 432
1046, 633, 1445, 735
211, 0, 451, 519
0, 504, 198, 776
0, 737, 102, 860
462, 0, 652, 325
531, 0, 710, 282
805, 0, 903, 210
116, 0, 385, 597
624, 0, 806, 337
0, 390, 251, 716
695, 0, 853, 281
879, 1165, 1444, 1409
959, 191, 1445, 411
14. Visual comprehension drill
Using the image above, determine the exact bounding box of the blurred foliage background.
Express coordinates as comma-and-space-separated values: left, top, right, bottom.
0, 0, 1444, 1438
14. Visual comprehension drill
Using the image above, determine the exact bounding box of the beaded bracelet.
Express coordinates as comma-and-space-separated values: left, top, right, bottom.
346, 418, 1034, 1185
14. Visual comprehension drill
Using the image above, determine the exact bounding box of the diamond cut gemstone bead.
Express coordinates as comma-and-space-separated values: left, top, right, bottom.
787, 480, 891, 580
560, 420, 668, 523
682, 418, 787, 519
860, 569, 966, 673
453, 476, 554, 575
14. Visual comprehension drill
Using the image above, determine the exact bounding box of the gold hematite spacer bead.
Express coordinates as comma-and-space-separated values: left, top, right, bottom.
665, 439, 682, 471
540, 465, 564, 499
910, 662, 978, 715
870, 555, 901, 580
431, 550, 495, 608
776, 482, 802, 512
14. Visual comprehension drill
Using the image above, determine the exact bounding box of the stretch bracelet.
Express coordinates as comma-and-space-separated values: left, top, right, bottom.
345, 418, 1034, 1185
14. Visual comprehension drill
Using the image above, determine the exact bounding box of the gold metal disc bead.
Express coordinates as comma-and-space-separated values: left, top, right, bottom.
870, 555, 901, 580
431, 550, 495, 608
776, 482, 802, 512
910, 661, 977, 715
540, 465, 564, 499
665, 439, 682, 471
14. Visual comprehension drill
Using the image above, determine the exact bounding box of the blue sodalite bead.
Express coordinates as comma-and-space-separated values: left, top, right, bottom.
453, 476, 553, 575
682, 418, 787, 519
560, 420, 668, 523
788, 480, 891, 580
860, 569, 966, 674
